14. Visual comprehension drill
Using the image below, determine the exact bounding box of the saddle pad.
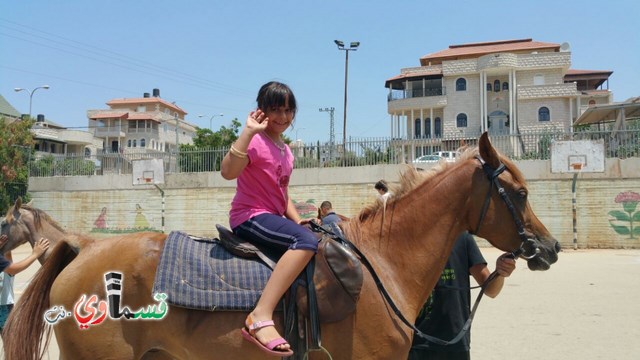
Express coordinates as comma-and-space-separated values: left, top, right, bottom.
152, 231, 274, 311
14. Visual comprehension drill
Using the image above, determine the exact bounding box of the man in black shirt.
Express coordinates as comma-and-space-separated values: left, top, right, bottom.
409, 232, 516, 360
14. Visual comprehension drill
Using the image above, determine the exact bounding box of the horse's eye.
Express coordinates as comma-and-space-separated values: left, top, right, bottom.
518, 190, 528, 199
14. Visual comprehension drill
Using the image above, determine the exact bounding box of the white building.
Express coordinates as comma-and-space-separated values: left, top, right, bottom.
385, 38, 613, 158
87, 88, 196, 153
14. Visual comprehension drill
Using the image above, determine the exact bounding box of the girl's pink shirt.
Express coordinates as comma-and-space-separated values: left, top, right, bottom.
229, 133, 293, 229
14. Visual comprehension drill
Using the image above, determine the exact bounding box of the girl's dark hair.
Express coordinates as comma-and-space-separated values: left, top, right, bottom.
256, 81, 297, 116
374, 180, 388, 192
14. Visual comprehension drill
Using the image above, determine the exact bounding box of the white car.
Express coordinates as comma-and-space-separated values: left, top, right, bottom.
412, 154, 444, 168
434, 151, 460, 162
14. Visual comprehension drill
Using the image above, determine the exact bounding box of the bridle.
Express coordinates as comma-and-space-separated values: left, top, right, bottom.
473, 155, 540, 261
310, 154, 542, 346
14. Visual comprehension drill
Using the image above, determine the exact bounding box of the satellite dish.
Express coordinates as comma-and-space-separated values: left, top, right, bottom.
560, 42, 571, 52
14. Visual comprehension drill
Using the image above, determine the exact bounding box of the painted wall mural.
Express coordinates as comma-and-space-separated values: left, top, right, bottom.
91, 203, 159, 234
292, 199, 318, 219
608, 191, 640, 239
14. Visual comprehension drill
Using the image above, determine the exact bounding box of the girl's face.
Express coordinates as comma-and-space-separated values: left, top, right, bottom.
264, 99, 294, 135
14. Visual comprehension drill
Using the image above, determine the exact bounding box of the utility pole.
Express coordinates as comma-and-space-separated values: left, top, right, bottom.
174, 114, 179, 172
319, 107, 335, 161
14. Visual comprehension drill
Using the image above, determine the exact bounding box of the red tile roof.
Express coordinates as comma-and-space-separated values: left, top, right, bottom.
106, 97, 187, 115
385, 67, 443, 83
127, 113, 162, 122
420, 38, 560, 65
89, 111, 129, 119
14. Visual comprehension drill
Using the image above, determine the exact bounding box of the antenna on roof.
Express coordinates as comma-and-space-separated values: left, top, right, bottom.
560, 42, 571, 52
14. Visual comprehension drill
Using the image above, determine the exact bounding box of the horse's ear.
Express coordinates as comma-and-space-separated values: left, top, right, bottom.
14, 197, 23, 209
479, 132, 501, 168
26, 199, 34, 207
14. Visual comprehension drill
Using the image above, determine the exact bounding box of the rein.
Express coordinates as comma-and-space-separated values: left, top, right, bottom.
310, 155, 539, 346
473, 156, 540, 260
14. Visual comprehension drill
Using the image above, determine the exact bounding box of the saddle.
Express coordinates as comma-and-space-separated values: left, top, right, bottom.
215, 224, 363, 324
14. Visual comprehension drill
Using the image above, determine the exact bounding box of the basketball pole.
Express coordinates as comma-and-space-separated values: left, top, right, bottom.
571, 165, 582, 250
153, 184, 165, 233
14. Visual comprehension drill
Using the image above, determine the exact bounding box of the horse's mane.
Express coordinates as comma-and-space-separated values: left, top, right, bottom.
356, 145, 525, 222
7, 204, 95, 250
7, 204, 67, 233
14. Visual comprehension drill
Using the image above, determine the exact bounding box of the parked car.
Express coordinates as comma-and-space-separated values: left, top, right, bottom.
412, 154, 444, 168
434, 151, 460, 162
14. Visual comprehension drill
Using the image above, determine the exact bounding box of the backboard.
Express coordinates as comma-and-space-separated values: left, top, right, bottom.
551, 139, 604, 173
132, 159, 165, 185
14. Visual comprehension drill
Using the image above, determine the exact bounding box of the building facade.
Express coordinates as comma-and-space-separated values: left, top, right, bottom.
87, 88, 196, 153
385, 38, 613, 158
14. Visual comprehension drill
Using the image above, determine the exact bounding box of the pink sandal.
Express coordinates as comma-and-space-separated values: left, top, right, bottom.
241, 316, 294, 357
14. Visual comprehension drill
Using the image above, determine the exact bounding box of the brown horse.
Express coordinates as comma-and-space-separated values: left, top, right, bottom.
2, 133, 560, 360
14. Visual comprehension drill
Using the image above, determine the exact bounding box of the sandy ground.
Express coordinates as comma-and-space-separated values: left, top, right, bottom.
1, 244, 639, 360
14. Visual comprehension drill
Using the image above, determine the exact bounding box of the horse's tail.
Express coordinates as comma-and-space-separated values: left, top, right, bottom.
2, 241, 77, 360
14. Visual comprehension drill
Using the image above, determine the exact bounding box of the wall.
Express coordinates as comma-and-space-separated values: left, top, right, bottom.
27, 159, 640, 249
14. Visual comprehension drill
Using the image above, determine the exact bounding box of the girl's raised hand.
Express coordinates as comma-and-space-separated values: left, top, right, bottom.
246, 109, 269, 134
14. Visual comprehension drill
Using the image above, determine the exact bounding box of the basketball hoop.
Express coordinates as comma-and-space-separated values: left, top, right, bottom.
570, 163, 583, 171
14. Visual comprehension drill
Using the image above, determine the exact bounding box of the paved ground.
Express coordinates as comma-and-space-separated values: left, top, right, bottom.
1, 244, 639, 359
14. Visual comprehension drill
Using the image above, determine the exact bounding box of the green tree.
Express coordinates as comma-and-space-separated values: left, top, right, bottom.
179, 118, 241, 172
0, 117, 34, 213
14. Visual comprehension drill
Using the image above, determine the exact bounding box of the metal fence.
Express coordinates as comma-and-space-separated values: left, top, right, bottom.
27, 129, 640, 177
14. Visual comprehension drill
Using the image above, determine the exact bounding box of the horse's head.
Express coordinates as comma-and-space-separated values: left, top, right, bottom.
1, 198, 34, 253
0, 197, 66, 257
469, 133, 560, 271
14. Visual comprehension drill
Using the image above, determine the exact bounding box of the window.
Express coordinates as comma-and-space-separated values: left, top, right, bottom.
136, 105, 146, 112
534, 74, 544, 86
486, 83, 492, 92
425, 118, 431, 138
435, 117, 442, 137
140, 138, 146, 148
456, 113, 468, 127
414, 119, 421, 139
133, 139, 137, 147
455, 78, 466, 91
502, 82, 509, 91
127, 139, 132, 147
494, 80, 500, 92
538, 107, 550, 121
84, 148, 91, 158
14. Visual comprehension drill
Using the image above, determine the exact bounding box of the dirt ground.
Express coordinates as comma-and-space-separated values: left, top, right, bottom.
2, 245, 639, 360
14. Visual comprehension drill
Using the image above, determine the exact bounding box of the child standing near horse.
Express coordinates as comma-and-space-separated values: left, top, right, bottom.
0, 234, 50, 333
221, 81, 317, 357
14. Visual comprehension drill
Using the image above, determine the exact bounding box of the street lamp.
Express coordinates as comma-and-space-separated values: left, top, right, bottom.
198, 113, 224, 131
294, 127, 306, 141
14, 85, 50, 119
334, 40, 359, 146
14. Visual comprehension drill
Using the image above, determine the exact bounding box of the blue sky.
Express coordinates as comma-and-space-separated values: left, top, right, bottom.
1, 0, 638, 142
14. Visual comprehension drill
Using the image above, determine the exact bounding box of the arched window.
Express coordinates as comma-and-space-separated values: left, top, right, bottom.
435, 117, 442, 137
140, 138, 146, 148
127, 139, 132, 147
538, 107, 550, 122
456, 78, 467, 91
494, 80, 500, 92
133, 139, 137, 147
588, 100, 596, 107
414, 119, 421, 139
502, 82, 509, 91
456, 113, 468, 128
486, 83, 492, 92
84, 148, 91, 158
425, 118, 431, 138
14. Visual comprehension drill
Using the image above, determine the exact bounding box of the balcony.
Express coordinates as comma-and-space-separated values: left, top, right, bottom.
388, 87, 448, 112
95, 126, 126, 138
